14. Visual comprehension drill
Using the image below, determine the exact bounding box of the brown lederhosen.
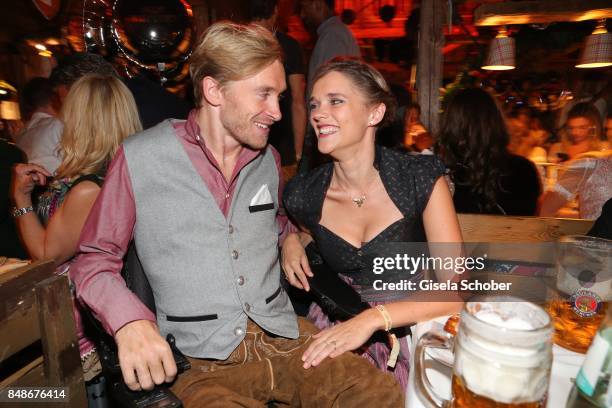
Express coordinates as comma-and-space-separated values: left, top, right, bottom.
170, 317, 404, 407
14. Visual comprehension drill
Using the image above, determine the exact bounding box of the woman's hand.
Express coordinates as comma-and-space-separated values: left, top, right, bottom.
11, 163, 51, 206
301, 308, 383, 369
281, 232, 313, 291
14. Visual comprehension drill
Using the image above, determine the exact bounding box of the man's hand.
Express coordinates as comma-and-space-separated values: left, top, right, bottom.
114, 320, 178, 391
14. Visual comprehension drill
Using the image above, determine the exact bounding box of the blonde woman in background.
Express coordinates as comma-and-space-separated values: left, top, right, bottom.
11, 73, 141, 380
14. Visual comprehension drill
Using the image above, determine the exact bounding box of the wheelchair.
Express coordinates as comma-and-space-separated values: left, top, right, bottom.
82, 244, 189, 408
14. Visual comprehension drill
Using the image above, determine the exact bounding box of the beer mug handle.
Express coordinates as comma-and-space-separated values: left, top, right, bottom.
414, 330, 453, 408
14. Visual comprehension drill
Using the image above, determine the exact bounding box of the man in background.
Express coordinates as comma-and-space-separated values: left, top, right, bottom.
250, 0, 307, 175
15, 54, 117, 175
298, 0, 360, 171
50, 53, 118, 105
299, 0, 360, 89
124, 71, 192, 129
16, 77, 62, 173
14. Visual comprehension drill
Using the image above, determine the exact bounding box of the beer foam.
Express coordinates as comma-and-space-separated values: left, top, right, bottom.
475, 311, 535, 330
457, 350, 549, 403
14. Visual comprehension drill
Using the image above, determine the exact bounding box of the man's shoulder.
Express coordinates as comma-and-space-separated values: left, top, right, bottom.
316, 18, 359, 56
267, 143, 281, 164
26, 115, 62, 135
123, 119, 180, 147
319, 17, 354, 37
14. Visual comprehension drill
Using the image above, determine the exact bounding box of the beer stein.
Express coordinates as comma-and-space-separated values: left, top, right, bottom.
415, 297, 553, 408
548, 235, 611, 353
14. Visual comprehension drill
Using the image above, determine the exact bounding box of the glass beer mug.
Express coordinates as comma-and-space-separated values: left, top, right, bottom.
415, 297, 553, 408
548, 235, 611, 353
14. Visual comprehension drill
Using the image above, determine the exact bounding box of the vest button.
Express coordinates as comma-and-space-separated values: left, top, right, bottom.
234, 327, 244, 336
244, 303, 251, 312
237, 276, 245, 286
232, 250, 239, 259
228, 225, 234, 234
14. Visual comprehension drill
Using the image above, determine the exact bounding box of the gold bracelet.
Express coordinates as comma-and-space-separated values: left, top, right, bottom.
375, 305, 392, 331
375, 305, 400, 368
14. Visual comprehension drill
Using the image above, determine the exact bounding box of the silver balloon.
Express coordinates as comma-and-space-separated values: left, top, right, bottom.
69, 0, 194, 81
110, 0, 194, 70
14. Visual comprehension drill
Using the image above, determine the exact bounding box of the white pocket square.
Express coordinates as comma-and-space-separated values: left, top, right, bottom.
249, 184, 274, 212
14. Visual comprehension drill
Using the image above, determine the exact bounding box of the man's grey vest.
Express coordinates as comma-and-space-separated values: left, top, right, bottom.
122, 120, 298, 359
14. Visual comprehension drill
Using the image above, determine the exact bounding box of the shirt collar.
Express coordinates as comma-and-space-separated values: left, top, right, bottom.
184, 109, 201, 143
184, 108, 262, 172
28, 111, 54, 127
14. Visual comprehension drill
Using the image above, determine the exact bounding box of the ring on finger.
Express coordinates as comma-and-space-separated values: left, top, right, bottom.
327, 339, 337, 349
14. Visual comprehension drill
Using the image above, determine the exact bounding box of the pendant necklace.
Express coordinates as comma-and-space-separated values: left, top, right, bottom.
351, 195, 366, 208
336, 173, 378, 208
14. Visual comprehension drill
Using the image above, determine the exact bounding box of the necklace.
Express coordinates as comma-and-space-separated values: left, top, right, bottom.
335, 173, 378, 208
351, 195, 367, 207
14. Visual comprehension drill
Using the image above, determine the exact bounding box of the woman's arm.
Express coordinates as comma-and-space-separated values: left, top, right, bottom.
281, 230, 314, 291
539, 158, 593, 217
370, 177, 464, 328
12, 163, 50, 260
15, 179, 100, 264
423, 176, 463, 242
539, 191, 568, 217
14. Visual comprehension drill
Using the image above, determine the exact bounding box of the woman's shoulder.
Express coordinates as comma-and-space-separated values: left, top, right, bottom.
506, 153, 537, 169
504, 154, 539, 181
66, 178, 101, 198
378, 146, 446, 177
64, 174, 103, 201
283, 163, 332, 225
377, 147, 447, 214
70, 174, 104, 189
285, 164, 331, 197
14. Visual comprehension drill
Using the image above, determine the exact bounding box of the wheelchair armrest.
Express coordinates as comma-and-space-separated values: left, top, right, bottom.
95, 330, 190, 378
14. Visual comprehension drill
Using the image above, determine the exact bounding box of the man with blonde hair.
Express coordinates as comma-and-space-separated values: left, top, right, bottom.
71, 21, 402, 406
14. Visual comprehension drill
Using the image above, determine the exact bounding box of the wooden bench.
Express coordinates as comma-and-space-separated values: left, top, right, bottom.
457, 213, 594, 243
0, 260, 86, 407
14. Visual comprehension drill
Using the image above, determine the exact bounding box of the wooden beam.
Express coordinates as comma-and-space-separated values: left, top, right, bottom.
475, 0, 612, 26
36, 274, 87, 407
417, 0, 446, 135
0, 357, 44, 389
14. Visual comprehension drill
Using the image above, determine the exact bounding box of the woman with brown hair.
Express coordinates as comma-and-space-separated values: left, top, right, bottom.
282, 58, 463, 388
436, 87, 542, 215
